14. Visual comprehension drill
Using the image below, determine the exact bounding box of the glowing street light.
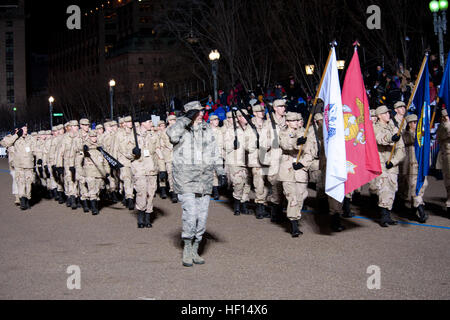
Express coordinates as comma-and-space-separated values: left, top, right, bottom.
209, 50, 220, 102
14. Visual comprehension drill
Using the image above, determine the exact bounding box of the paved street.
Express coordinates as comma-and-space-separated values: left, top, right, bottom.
0, 158, 449, 300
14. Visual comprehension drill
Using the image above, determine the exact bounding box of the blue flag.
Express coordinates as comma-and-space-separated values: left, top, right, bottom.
413, 58, 431, 196
439, 51, 450, 115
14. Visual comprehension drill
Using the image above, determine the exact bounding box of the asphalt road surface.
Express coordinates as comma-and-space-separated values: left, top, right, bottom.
0, 158, 449, 300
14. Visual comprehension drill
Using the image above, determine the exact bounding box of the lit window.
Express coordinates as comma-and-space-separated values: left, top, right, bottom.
138, 83, 145, 89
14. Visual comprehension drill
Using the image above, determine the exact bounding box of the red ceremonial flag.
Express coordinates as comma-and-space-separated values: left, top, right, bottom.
342, 48, 382, 195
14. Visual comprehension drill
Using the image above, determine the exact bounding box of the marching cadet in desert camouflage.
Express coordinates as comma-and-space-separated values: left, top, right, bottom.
437, 109, 450, 215
0, 133, 19, 205
402, 114, 428, 223
246, 104, 270, 219
79, 130, 108, 215
158, 120, 171, 200
34, 130, 47, 193
209, 115, 224, 201
392, 101, 408, 207
101, 121, 120, 203
260, 99, 287, 221
280, 112, 318, 237
1, 123, 35, 210
78, 119, 91, 211
225, 109, 251, 215
56, 120, 83, 210
114, 116, 136, 210
41, 129, 54, 198
46, 125, 65, 202
132, 113, 167, 228
373, 105, 406, 227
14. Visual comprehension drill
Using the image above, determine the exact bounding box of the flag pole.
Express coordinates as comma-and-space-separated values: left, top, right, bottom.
295, 42, 336, 164
388, 52, 429, 163
430, 97, 440, 129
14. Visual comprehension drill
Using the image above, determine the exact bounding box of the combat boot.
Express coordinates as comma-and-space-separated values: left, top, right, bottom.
255, 203, 265, 219
447, 207, 450, 217
342, 197, 355, 218
379, 208, 389, 227
171, 192, 178, 203
20, 197, 27, 210
70, 196, 77, 210
58, 192, 65, 204
91, 200, 99, 215
53, 189, 59, 201
81, 200, 90, 213
270, 203, 279, 222
240, 202, 249, 215
160, 187, 167, 199
127, 198, 134, 210
137, 211, 145, 228
122, 197, 127, 207
233, 199, 241, 216
110, 191, 119, 203
144, 212, 152, 228
66, 195, 72, 207
212, 186, 219, 200
290, 220, 302, 237
386, 210, 398, 225
417, 205, 428, 223
192, 240, 205, 265
76, 197, 82, 208
182, 239, 193, 267
331, 213, 345, 232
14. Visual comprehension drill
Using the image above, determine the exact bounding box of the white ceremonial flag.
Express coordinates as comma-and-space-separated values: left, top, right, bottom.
318, 47, 347, 202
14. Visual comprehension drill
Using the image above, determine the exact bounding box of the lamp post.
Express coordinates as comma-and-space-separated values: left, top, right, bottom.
13, 106, 16, 129
430, 0, 448, 68
208, 50, 220, 103
48, 96, 54, 129
109, 79, 116, 120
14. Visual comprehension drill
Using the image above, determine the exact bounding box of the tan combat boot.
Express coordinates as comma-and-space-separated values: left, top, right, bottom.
182, 239, 193, 267
192, 241, 205, 265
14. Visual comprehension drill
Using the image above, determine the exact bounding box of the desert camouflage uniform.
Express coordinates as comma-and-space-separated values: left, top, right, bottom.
374, 120, 406, 210
279, 126, 317, 221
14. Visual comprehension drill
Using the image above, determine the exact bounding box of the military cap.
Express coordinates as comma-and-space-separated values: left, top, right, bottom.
286, 112, 302, 121
88, 130, 97, 137
31, 132, 37, 136
226, 111, 232, 118
80, 118, 90, 125
406, 114, 418, 123
57, 124, 64, 130
209, 115, 219, 121
158, 121, 166, 126
103, 122, 111, 128
118, 117, 125, 124
52, 126, 58, 131
273, 99, 287, 108
394, 101, 406, 109
167, 115, 177, 121
64, 122, 71, 127
110, 120, 118, 126
184, 101, 204, 112
236, 109, 249, 117
38, 130, 45, 135
134, 122, 140, 127
123, 116, 132, 123
96, 124, 104, 130
69, 120, 79, 126
45, 130, 52, 135
442, 109, 448, 117
376, 105, 390, 116
252, 104, 265, 113
314, 113, 324, 121
370, 109, 376, 117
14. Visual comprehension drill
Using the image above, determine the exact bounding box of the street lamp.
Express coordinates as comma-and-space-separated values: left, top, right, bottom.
49, 96, 55, 128
429, 0, 448, 68
13, 106, 16, 128
337, 60, 346, 70
209, 50, 220, 103
305, 65, 315, 75
109, 79, 116, 120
